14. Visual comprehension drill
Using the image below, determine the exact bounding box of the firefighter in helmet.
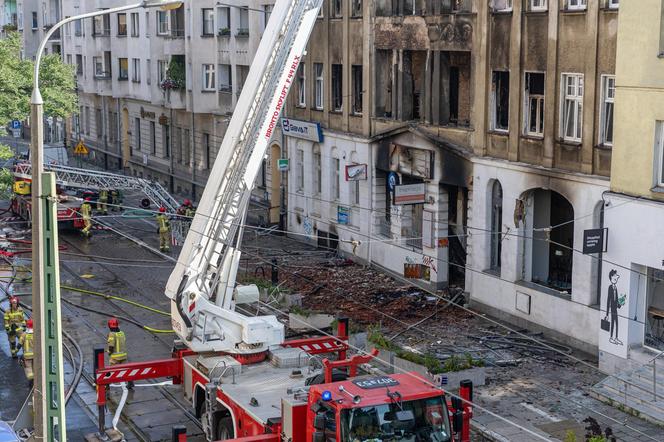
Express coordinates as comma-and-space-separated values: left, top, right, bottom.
97, 188, 109, 215
80, 197, 93, 237
184, 199, 196, 218
110, 189, 121, 211
18, 318, 34, 386
107, 317, 127, 365
156, 207, 171, 252
4, 296, 25, 358
107, 318, 134, 389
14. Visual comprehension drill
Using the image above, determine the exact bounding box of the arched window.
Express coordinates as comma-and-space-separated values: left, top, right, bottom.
490, 180, 503, 271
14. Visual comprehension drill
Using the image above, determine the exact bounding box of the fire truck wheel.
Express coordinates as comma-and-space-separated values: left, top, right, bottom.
215, 416, 233, 441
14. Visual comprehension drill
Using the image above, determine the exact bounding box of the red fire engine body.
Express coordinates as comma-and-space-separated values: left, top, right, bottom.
11, 183, 85, 230
95, 321, 473, 442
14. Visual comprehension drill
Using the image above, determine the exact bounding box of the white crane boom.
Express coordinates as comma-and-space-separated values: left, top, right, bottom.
165, 0, 323, 354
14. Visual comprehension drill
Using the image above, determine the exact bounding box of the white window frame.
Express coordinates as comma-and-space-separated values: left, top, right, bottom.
608, 0, 619, 9
599, 75, 615, 147
491, 0, 513, 12
156, 10, 169, 35
218, 64, 232, 92
560, 73, 584, 143
313, 146, 321, 194
132, 58, 141, 82
530, 0, 547, 11
297, 64, 306, 107
93, 56, 106, 78
202, 64, 216, 91
332, 158, 340, 200
656, 122, 664, 188
202, 8, 214, 36
524, 72, 545, 137
566, 0, 587, 11
130, 12, 139, 37
314, 63, 324, 110
296, 149, 304, 191
158, 60, 168, 83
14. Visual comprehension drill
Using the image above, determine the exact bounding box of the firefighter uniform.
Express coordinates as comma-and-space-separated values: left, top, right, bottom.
97, 189, 109, 215
111, 189, 122, 212
18, 323, 34, 384
107, 329, 128, 365
4, 300, 25, 358
156, 210, 171, 252
81, 199, 93, 237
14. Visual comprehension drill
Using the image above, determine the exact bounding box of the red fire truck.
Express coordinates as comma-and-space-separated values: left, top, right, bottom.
11, 179, 84, 230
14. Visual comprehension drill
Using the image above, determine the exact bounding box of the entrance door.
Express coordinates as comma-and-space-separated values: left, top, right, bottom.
645, 268, 664, 351
121, 108, 130, 168
269, 144, 282, 224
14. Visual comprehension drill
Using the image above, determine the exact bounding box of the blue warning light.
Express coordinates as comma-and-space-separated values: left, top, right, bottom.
322, 390, 332, 401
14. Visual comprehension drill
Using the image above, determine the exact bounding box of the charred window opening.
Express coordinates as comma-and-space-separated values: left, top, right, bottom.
432, 52, 471, 127
375, 50, 394, 118
331, 64, 343, 112
352, 65, 363, 115
403, 50, 427, 121
491, 71, 510, 131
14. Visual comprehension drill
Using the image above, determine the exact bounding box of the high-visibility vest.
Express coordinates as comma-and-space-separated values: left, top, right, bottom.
185, 207, 196, 218
20, 331, 34, 359
81, 202, 92, 218
4, 307, 25, 332
107, 331, 127, 361
99, 190, 108, 201
157, 214, 170, 233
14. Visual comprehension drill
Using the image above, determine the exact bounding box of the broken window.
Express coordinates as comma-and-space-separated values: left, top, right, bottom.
375, 50, 393, 118
314, 63, 324, 110
490, 180, 503, 272
351, 0, 362, 17
491, 0, 513, 12
491, 71, 510, 132
331, 64, 343, 112
525, 72, 545, 137
561, 73, 583, 142
297, 63, 306, 107
526, 189, 574, 294
352, 65, 363, 115
403, 51, 426, 121
331, 0, 342, 18
600, 75, 615, 146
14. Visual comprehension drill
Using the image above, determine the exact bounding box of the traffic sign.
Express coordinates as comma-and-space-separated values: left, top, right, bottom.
11, 120, 21, 130
73, 140, 89, 155
12, 129, 21, 138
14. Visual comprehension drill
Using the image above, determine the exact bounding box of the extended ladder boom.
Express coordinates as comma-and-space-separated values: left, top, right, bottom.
165, 0, 323, 353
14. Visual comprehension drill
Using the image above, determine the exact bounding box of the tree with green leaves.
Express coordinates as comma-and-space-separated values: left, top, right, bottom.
0, 32, 78, 125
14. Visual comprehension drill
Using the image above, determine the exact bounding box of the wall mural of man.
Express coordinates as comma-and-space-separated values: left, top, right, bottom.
604, 269, 625, 345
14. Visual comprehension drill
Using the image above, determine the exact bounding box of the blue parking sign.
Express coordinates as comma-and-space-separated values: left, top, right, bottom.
11, 120, 21, 130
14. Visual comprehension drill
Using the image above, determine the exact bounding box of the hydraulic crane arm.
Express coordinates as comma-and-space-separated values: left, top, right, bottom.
165, 0, 323, 353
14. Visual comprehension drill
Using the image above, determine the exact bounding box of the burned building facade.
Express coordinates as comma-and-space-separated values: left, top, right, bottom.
284, 0, 618, 353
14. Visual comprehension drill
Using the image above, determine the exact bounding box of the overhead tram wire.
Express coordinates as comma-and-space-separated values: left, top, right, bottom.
88, 205, 662, 441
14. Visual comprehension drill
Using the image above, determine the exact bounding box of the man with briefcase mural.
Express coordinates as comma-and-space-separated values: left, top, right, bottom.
602, 269, 625, 345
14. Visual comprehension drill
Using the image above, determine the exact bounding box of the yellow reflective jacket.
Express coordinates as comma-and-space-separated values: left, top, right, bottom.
4, 307, 25, 332
107, 331, 127, 361
81, 202, 92, 218
157, 214, 170, 233
99, 190, 109, 201
19, 331, 34, 359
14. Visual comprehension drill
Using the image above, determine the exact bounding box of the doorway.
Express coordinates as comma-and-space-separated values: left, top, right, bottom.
269, 144, 282, 224
121, 108, 130, 168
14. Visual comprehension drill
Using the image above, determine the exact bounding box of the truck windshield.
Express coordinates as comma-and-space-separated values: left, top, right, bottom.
341, 396, 451, 442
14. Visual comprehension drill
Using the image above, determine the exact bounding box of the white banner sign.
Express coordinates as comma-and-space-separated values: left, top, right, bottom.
394, 183, 426, 205
281, 118, 323, 142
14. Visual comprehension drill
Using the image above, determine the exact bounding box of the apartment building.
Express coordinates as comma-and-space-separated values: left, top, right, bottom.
18, 0, 62, 58
63, 0, 276, 211
285, 0, 619, 354
598, 0, 664, 374
0, 0, 18, 34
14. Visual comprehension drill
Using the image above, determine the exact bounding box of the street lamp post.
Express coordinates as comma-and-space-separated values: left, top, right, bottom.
29, 2, 183, 440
